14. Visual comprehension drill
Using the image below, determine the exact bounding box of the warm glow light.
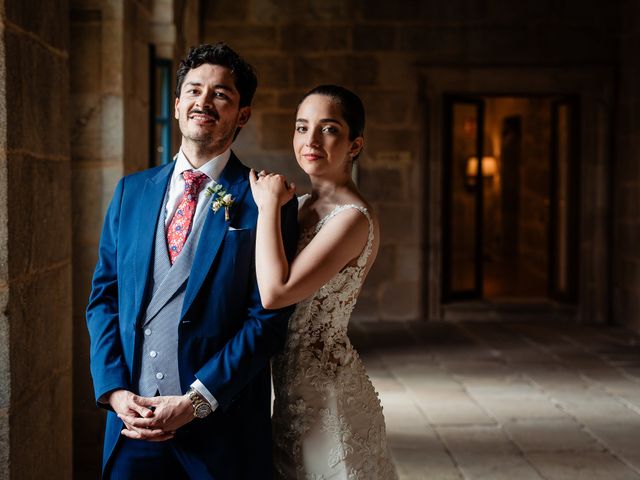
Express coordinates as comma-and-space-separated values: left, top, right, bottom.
466, 156, 498, 177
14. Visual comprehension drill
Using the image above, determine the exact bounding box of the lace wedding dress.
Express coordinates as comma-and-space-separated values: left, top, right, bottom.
272, 203, 398, 480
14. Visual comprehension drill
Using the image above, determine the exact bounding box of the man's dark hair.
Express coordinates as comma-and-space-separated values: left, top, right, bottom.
175, 43, 258, 107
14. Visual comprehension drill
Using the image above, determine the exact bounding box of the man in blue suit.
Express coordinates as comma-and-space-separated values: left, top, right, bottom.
86, 43, 298, 479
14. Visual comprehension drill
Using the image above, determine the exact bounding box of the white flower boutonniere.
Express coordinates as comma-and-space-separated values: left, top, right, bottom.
205, 184, 234, 221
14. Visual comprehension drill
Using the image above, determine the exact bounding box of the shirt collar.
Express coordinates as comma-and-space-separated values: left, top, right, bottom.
175, 148, 231, 182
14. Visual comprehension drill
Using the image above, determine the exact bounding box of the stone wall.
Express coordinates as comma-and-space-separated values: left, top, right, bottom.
202, 0, 618, 322
613, 0, 640, 332
0, 0, 73, 478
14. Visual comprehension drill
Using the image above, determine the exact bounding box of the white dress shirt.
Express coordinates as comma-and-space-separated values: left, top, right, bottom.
165, 148, 230, 226
168, 148, 231, 411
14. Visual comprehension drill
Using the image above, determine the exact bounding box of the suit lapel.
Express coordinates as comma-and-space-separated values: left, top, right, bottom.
133, 162, 175, 324
181, 153, 249, 320
142, 193, 209, 325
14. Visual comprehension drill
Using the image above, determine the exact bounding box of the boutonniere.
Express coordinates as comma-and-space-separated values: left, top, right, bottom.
205, 184, 234, 221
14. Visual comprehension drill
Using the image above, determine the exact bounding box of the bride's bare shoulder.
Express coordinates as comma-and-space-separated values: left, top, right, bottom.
336, 190, 377, 222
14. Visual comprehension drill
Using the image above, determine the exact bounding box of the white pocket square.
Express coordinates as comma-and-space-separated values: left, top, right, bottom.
227, 226, 247, 231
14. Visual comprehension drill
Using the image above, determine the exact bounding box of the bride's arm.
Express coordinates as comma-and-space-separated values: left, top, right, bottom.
251, 171, 292, 303
250, 170, 370, 310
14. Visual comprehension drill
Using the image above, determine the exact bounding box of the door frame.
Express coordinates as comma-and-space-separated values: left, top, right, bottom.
418, 66, 614, 323
549, 97, 581, 303
442, 96, 485, 301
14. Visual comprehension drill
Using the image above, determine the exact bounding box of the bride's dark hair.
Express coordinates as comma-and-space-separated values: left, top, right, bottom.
298, 85, 366, 142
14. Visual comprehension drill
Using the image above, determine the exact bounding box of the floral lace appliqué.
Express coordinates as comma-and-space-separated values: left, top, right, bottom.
272, 205, 398, 480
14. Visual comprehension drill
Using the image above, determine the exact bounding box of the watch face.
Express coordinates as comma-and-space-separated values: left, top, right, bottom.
195, 403, 211, 418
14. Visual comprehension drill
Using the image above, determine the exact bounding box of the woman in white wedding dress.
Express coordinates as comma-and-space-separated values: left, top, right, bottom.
249, 85, 398, 480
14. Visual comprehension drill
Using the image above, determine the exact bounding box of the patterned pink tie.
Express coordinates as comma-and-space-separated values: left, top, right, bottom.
166, 170, 208, 264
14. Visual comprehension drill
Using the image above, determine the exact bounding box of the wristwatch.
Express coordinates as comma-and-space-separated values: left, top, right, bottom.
187, 387, 212, 418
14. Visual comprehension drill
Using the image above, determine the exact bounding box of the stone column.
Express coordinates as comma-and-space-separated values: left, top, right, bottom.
0, 0, 73, 478
70, 0, 152, 476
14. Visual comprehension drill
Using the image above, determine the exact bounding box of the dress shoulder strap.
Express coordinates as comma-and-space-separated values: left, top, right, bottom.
315, 204, 375, 267
297, 193, 311, 210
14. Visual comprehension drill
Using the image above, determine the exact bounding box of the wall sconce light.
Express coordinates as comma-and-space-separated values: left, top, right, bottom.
466, 156, 498, 177
465, 156, 497, 189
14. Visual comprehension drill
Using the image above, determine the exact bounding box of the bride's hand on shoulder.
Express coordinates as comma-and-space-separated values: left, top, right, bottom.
249, 169, 296, 209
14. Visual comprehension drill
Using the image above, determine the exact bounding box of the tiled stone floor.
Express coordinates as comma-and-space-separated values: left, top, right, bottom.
349, 320, 640, 480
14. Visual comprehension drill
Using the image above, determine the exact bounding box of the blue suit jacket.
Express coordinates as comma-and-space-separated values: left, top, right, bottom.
86, 153, 298, 478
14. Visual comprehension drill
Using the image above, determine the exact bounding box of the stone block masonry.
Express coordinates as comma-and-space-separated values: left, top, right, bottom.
205, 0, 621, 323
0, 0, 73, 478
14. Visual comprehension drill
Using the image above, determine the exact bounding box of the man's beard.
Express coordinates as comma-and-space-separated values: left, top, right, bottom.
186, 130, 215, 144
182, 109, 236, 148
